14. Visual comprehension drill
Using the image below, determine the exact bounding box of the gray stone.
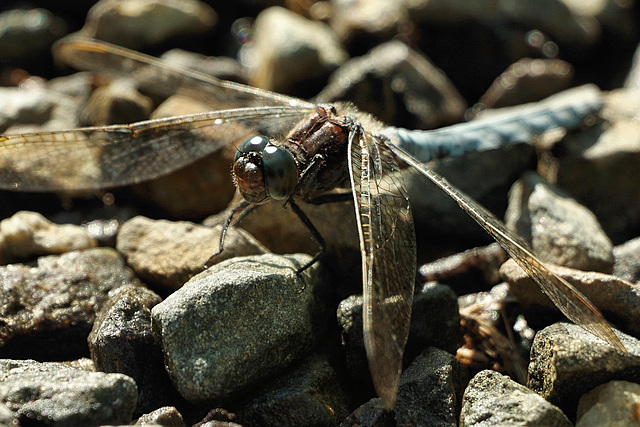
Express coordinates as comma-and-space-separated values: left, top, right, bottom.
576, 380, 640, 427
613, 236, 640, 284
0, 247, 141, 360
317, 41, 466, 130
135, 405, 186, 426
88, 285, 178, 415
0, 358, 137, 426
500, 259, 640, 336
248, 6, 348, 96
528, 322, 640, 417
84, 78, 154, 126
151, 253, 330, 402
0, 210, 97, 264
70, 0, 217, 50
116, 216, 267, 291
460, 370, 571, 427
505, 171, 614, 273
238, 354, 349, 426
394, 347, 467, 427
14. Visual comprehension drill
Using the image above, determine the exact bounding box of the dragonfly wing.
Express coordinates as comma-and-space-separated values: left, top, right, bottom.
0, 106, 313, 191
348, 128, 416, 409
54, 39, 315, 113
389, 143, 627, 353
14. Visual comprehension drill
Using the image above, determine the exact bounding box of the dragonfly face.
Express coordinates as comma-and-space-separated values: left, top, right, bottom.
233, 135, 298, 203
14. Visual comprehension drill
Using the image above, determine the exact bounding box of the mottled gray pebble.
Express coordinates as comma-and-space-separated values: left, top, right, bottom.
394, 347, 467, 427
89, 285, 178, 415
506, 171, 614, 273
528, 322, 640, 417
151, 253, 330, 402
0, 247, 141, 360
459, 370, 571, 427
0, 210, 97, 264
500, 259, 640, 336
238, 353, 349, 426
576, 380, 640, 427
116, 216, 267, 290
135, 405, 186, 426
613, 236, 640, 284
0, 358, 137, 426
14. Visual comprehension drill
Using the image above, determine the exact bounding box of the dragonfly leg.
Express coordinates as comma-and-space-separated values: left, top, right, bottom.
289, 199, 326, 276
204, 200, 256, 269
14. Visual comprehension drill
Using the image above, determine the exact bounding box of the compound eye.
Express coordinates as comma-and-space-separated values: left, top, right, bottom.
262, 145, 298, 200
235, 135, 269, 162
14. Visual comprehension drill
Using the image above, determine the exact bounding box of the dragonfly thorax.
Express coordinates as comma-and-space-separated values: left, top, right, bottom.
233, 135, 299, 204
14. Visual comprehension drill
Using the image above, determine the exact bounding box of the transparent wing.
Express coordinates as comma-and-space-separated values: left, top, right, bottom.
389, 143, 627, 354
0, 106, 313, 191
55, 38, 315, 111
348, 128, 416, 409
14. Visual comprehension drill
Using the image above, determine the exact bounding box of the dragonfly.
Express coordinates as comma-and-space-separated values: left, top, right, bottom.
0, 39, 626, 409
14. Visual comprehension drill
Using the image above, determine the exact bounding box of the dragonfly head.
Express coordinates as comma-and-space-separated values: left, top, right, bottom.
233, 135, 298, 204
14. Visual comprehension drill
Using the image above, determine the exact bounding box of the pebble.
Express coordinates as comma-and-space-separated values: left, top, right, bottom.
238, 354, 350, 426
88, 285, 179, 415
151, 253, 330, 402
613, 236, 640, 283
135, 405, 186, 426
247, 6, 348, 97
116, 216, 268, 291
505, 171, 614, 273
69, 0, 217, 49
0, 247, 141, 360
0, 358, 137, 426
316, 41, 467, 130
0, 210, 97, 264
84, 78, 154, 126
528, 322, 640, 418
576, 380, 640, 427
394, 347, 467, 426
459, 370, 571, 427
